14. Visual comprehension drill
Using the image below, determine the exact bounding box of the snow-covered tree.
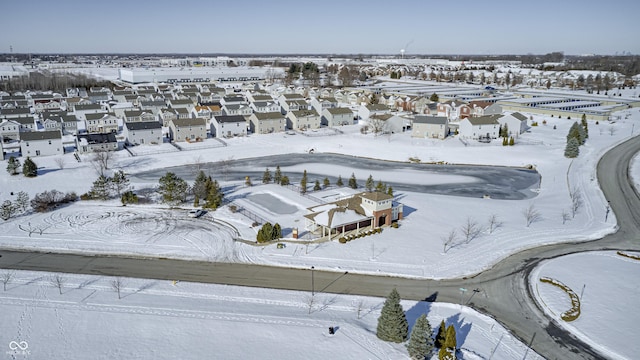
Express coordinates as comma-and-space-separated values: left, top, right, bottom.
274, 166, 282, 184
564, 137, 580, 158
14, 191, 29, 213
262, 167, 272, 184
348, 173, 358, 189
300, 170, 308, 194
406, 314, 434, 359
90, 175, 112, 200
313, 179, 321, 191
110, 170, 130, 197
376, 288, 409, 343
158, 172, 189, 204
336, 175, 344, 187
192, 170, 208, 207
6, 156, 20, 175
365, 175, 374, 192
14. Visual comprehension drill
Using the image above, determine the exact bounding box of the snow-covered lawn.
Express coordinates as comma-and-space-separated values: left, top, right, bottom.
2, 107, 639, 278
0, 270, 541, 360
530, 251, 640, 360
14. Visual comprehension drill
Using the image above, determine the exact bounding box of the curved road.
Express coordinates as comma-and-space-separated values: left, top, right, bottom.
2, 137, 640, 359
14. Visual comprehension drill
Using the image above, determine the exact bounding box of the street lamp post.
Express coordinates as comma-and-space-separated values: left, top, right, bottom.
459, 287, 467, 305
311, 266, 315, 296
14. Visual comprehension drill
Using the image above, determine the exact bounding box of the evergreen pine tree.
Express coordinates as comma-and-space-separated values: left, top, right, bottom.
245, 176, 252, 187
365, 175, 374, 192
110, 169, 130, 197
336, 175, 344, 187
6, 156, 20, 175
376, 288, 409, 343
435, 320, 446, 348
502, 137, 508, 146
438, 347, 455, 360
280, 175, 290, 185
0, 200, 15, 221
274, 165, 282, 184
272, 223, 282, 240
262, 167, 272, 184
323, 177, 330, 189
375, 180, 386, 193
387, 186, 394, 196
22, 157, 37, 177
581, 114, 589, 139
300, 170, 308, 194
577, 124, 586, 144
158, 172, 189, 204
348, 173, 358, 189
567, 122, 584, 145
313, 179, 321, 191
565, 137, 580, 158
406, 314, 434, 360
509, 136, 515, 146
90, 175, 112, 200
192, 171, 208, 207
204, 179, 224, 209
444, 325, 457, 351
430, 93, 439, 102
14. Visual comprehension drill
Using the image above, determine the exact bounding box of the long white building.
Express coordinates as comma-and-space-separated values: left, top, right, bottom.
118, 67, 284, 84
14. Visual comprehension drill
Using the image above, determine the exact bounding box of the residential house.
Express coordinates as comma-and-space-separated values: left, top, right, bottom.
286, 110, 321, 131
0, 119, 20, 141
20, 130, 63, 157
174, 107, 194, 119
140, 100, 167, 117
322, 107, 354, 127
212, 115, 247, 138
458, 114, 501, 140
64, 97, 91, 112
195, 105, 222, 120
246, 93, 273, 103
483, 103, 503, 116
497, 112, 529, 138
412, 116, 449, 139
304, 192, 403, 239
310, 97, 337, 114
248, 112, 286, 134
358, 104, 389, 120
124, 109, 156, 123
34, 99, 62, 113
220, 95, 246, 106
88, 90, 110, 104
280, 99, 309, 114
73, 103, 104, 121
41, 113, 79, 135
169, 118, 207, 142
168, 98, 195, 112
469, 100, 493, 117
223, 103, 253, 117
369, 114, 410, 134
76, 133, 119, 154
14, 117, 36, 132
113, 89, 135, 102
85, 113, 119, 134
123, 121, 163, 145
0, 107, 32, 120
159, 108, 178, 126
250, 101, 279, 113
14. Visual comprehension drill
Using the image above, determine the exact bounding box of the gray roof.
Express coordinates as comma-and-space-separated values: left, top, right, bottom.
326, 107, 354, 115
85, 112, 115, 121
414, 115, 448, 125
214, 115, 245, 124
511, 112, 528, 121
125, 121, 162, 131
251, 95, 274, 101
1, 108, 31, 115
365, 104, 389, 111
77, 132, 117, 144
74, 103, 102, 111
170, 99, 194, 105
281, 93, 305, 100
253, 112, 283, 120
13, 117, 35, 125
171, 118, 206, 127
20, 130, 61, 141
467, 114, 501, 125
291, 110, 318, 117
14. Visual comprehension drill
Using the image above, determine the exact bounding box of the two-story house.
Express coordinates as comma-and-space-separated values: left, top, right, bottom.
322, 107, 354, 127
212, 115, 247, 138
85, 113, 119, 134
412, 115, 449, 139
248, 112, 286, 134
123, 121, 163, 146
20, 130, 63, 157
169, 118, 207, 142
286, 110, 321, 131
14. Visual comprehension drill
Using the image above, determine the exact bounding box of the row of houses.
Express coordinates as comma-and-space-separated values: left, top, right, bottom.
411, 112, 529, 140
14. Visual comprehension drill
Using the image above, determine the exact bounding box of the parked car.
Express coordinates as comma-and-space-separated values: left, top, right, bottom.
188, 209, 205, 218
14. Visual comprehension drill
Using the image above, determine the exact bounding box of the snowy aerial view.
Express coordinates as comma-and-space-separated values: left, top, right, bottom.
1, 1, 640, 359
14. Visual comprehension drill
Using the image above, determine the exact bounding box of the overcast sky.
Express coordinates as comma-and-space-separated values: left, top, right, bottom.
1, 0, 638, 55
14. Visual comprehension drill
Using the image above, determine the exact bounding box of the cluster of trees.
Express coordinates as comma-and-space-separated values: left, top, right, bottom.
0, 191, 29, 221
86, 170, 130, 201
6, 156, 37, 177
564, 114, 589, 158
377, 288, 458, 359
256, 222, 282, 243
365, 174, 394, 195
157, 171, 224, 209
285, 62, 320, 86
0, 72, 112, 93
390, 71, 402, 79
30, 190, 77, 213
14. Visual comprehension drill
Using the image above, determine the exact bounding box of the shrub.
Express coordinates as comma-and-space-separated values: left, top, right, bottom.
31, 190, 77, 213
229, 205, 237, 213
391, 222, 399, 228
539, 277, 581, 321
339, 237, 347, 244
531, 121, 539, 126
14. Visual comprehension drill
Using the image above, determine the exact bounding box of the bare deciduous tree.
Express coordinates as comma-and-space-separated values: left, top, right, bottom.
306, 294, 315, 314
569, 189, 583, 218
487, 214, 503, 234
608, 126, 616, 136
561, 209, 571, 225
523, 203, 542, 227
54, 156, 66, 170
111, 277, 125, 299
460, 217, 482, 244
2, 271, 14, 291
49, 274, 66, 295
368, 117, 386, 135
442, 229, 458, 253
354, 299, 365, 319
91, 150, 113, 176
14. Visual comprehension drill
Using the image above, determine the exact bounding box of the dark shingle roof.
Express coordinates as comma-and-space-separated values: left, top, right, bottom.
214, 115, 245, 124
172, 118, 206, 127
125, 121, 162, 131
20, 130, 61, 141
414, 115, 448, 125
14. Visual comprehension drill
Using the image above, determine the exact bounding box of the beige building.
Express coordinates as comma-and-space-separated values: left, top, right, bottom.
412, 115, 449, 139
169, 118, 207, 142
248, 112, 286, 134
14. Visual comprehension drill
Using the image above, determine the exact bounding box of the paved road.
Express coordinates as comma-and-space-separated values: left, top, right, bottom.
2, 137, 639, 359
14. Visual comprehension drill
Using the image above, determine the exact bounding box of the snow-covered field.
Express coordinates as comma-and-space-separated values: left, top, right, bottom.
1, 83, 640, 359
531, 251, 640, 360
0, 270, 541, 360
